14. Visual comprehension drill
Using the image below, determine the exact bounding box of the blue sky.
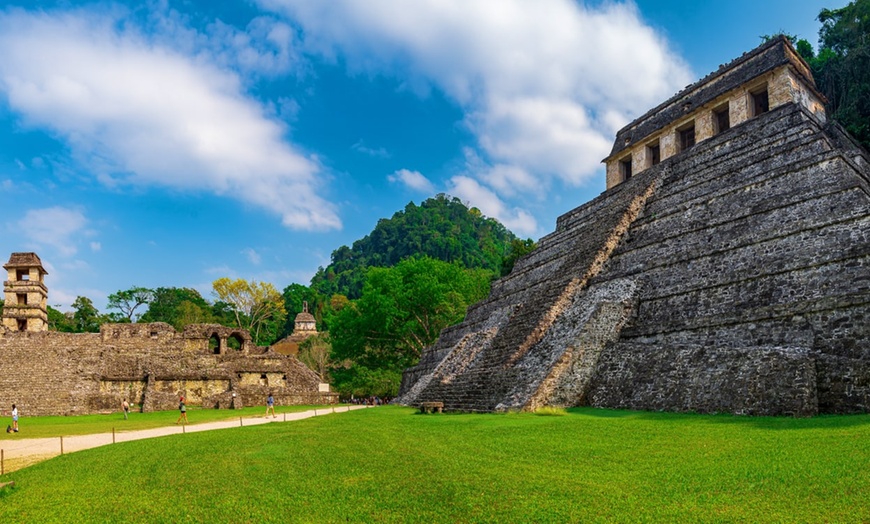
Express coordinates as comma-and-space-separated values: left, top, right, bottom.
0, 0, 845, 312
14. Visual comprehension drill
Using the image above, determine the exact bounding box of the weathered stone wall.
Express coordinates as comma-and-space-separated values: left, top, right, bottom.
588, 344, 819, 416
399, 100, 869, 416
0, 331, 103, 416
0, 322, 338, 416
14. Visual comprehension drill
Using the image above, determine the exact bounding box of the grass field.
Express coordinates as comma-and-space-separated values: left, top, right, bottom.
0, 406, 868, 522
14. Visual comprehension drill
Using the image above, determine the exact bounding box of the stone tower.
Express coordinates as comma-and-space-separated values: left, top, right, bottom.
398, 37, 870, 416
3, 252, 49, 332
294, 301, 317, 335
270, 301, 319, 356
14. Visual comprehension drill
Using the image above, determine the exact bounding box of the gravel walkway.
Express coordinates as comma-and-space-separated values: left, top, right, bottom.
0, 405, 371, 473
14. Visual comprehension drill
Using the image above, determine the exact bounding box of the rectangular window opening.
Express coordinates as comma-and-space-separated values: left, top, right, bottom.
677, 122, 696, 153
751, 86, 769, 116
17, 293, 28, 306
646, 142, 661, 167
16, 270, 29, 281
619, 156, 633, 182
713, 104, 730, 134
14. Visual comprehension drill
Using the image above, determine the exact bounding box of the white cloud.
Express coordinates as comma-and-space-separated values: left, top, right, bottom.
447, 176, 537, 236
258, 0, 691, 233
0, 7, 341, 231
207, 16, 300, 77
242, 247, 262, 265
352, 140, 390, 158
15, 206, 90, 256
387, 168, 435, 193
89, 242, 101, 252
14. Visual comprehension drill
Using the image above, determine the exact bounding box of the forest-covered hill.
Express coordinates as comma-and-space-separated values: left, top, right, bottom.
309, 194, 519, 299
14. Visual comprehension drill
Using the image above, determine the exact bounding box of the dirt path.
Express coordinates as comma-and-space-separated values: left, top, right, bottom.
0, 405, 371, 474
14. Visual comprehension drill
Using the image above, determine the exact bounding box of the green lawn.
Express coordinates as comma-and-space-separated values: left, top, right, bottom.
0, 404, 334, 439
0, 406, 868, 523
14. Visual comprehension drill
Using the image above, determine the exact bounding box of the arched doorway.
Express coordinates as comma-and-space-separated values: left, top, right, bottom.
208, 333, 220, 354
227, 333, 244, 351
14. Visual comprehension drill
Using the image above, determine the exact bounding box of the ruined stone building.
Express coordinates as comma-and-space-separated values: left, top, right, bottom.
271, 301, 319, 356
0, 253, 336, 416
2, 252, 49, 333
398, 37, 869, 416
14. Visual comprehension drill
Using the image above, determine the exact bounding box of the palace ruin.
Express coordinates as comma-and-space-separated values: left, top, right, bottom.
0, 252, 336, 416
398, 37, 870, 416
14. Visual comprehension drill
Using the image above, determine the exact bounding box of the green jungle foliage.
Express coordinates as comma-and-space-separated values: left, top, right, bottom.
329, 257, 494, 397
778, 0, 870, 151
814, 0, 870, 150
500, 237, 537, 277
139, 287, 219, 328
45, 297, 113, 333
310, 194, 519, 300
1, 406, 868, 522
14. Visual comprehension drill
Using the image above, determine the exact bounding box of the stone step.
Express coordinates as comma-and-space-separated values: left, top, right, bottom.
619, 301, 870, 361
609, 213, 870, 301
623, 267, 870, 338
607, 169, 868, 281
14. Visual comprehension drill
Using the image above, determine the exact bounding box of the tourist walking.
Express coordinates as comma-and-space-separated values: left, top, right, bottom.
122, 399, 130, 420
11, 403, 19, 432
175, 397, 188, 425
265, 394, 276, 418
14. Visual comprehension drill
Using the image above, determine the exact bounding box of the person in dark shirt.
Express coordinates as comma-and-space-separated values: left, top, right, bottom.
175, 397, 188, 425
265, 394, 276, 418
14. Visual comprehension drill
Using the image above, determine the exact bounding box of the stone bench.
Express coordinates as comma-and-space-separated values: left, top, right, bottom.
419, 401, 444, 414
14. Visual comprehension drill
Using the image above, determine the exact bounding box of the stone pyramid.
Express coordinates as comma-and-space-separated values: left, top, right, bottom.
397, 37, 870, 416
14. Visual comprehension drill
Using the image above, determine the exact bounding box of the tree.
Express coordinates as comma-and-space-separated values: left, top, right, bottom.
46, 305, 75, 332
501, 238, 538, 276
814, 0, 870, 150
298, 333, 333, 382
71, 296, 102, 333
329, 294, 349, 312
331, 365, 402, 398
140, 287, 216, 330
175, 300, 215, 327
106, 287, 154, 322
212, 278, 287, 345
329, 257, 494, 395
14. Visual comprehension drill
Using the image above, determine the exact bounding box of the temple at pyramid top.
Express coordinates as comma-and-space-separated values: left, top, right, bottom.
603, 36, 827, 190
